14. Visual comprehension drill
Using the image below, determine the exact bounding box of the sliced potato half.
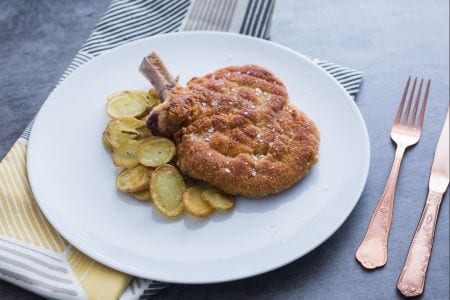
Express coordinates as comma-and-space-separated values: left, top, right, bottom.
107, 117, 145, 148
112, 140, 140, 168
116, 165, 149, 192
138, 137, 176, 167
147, 95, 160, 108
132, 189, 152, 201
107, 91, 149, 118
183, 186, 213, 218
150, 164, 186, 218
201, 188, 235, 210
102, 129, 114, 151
137, 126, 151, 139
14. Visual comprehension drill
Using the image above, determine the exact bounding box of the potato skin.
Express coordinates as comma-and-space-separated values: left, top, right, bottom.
150, 164, 186, 218
183, 186, 213, 218
138, 137, 176, 167
201, 188, 235, 210
116, 165, 149, 192
106, 91, 150, 119
112, 140, 140, 168
107, 117, 145, 148
132, 189, 152, 201
102, 129, 114, 151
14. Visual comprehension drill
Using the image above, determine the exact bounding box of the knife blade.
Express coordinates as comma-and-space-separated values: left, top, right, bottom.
429, 108, 449, 193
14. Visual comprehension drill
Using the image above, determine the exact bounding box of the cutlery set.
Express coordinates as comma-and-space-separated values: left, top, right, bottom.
355, 77, 449, 297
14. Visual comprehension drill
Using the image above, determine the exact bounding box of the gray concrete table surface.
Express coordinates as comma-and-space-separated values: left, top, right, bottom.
0, 0, 448, 299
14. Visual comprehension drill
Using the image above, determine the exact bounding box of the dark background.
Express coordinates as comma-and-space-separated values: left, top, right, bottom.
0, 0, 448, 299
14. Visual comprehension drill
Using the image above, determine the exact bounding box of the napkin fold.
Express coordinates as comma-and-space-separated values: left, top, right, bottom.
0, 0, 363, 299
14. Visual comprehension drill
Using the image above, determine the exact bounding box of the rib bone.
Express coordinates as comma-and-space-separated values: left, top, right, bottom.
139, 51, 176, 101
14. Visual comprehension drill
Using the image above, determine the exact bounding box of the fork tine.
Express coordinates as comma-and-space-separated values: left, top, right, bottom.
417, 79, 431, 128
409, 78, 424, 126
402, 77, 417, 124
394, 76, 411, 124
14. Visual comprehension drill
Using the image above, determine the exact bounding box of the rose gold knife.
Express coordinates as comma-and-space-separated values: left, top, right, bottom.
397, 108, 449, 297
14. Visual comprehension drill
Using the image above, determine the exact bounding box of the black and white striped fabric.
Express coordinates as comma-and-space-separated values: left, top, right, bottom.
313, 59, 363, 97
13, 1, 363, 298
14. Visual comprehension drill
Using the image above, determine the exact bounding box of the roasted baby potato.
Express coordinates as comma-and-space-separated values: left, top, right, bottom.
150, 164, 186, 218
116, 165, 149, 192
138, 137, 176, 167
147, 90, 160, 108
132, 189, 152, 201
102, 129, 114, 151
183, 186, 213, 218
107, 117, 146, 148
201, 188, 235, 210
112, 140, 140, 168
136, 126, 151, 139
107, 91, 150, 118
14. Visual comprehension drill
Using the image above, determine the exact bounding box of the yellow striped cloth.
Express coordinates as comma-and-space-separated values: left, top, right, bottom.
0, 139, 130, 299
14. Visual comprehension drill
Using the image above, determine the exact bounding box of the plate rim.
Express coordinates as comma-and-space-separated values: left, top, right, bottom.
27, 31, 370, 283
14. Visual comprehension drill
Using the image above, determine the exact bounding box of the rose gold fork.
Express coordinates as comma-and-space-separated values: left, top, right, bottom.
356, 77, 431, 269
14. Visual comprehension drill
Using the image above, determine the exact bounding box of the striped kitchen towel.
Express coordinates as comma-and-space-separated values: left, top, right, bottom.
0, 0, 363, 299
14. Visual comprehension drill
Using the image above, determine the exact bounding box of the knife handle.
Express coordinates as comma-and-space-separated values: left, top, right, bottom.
356, 146, 405, 269
397, 190, 443, 297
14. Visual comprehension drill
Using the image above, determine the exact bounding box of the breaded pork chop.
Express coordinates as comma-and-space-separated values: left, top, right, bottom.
140, 53, 320, 197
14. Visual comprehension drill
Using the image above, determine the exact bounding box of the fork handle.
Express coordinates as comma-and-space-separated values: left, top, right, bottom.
397, 189, 444, 297
356, 145, 406, 269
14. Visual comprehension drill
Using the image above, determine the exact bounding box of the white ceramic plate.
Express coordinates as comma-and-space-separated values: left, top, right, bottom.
28, 32, 370, 283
